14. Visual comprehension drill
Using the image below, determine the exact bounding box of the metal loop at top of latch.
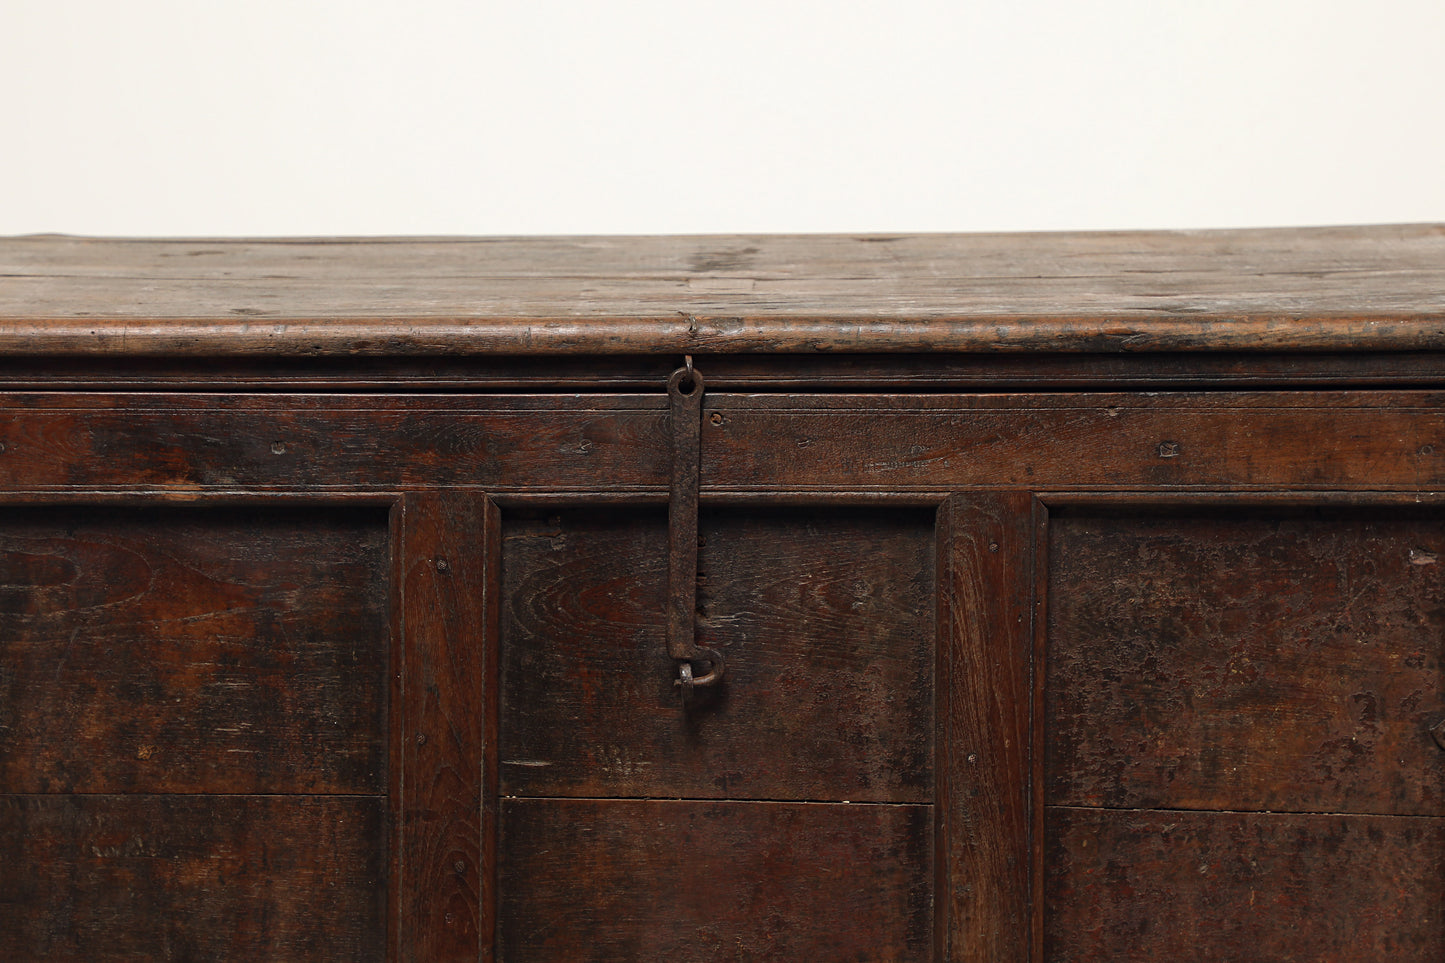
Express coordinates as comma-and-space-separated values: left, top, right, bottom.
666, 357, 724, 697
667, 356, 701, 399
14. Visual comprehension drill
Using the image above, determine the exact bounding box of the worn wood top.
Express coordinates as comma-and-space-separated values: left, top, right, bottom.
2, 225, 1443, 355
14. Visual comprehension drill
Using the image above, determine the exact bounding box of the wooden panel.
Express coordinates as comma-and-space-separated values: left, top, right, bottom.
396, 492, 499, 962
1047, 510, 1445, 814
0, 507, 388, 794
4, 228, 1445, 357
9, 227, 1442, 287
937, 493, 1038, 963
499, 508, 933, 802
0, 395, 668, 493
0, 794, 386, 961
498, 798, 933, 962
706, 396, 1445, 493
0, 393, 1443, 495
1045, 807, 1445, 962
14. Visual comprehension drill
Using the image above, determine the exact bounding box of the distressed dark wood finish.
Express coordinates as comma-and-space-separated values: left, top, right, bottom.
1047, 509, 1445, 815
937, 493, 1038, 963
500, 508, 934, 802
1045, 807, 1445, 961
0, 794, 387, 960
706, 392, 1445, 493
396, 492, 499, 962
4, 228, 1445, 960
3, 227, 1444, 355
498, 798, 934, 962
1, 392, 1443, 497
0, 394, 669, 494
0, 506, 388, 794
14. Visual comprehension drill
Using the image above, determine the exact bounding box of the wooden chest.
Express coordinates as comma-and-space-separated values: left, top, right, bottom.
1, 226, 1443, 961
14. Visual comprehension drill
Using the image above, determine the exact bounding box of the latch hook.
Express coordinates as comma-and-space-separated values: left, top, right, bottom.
666, 358, 725, 696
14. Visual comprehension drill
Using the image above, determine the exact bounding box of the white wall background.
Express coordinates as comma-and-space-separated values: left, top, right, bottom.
4, 0, 1443, 236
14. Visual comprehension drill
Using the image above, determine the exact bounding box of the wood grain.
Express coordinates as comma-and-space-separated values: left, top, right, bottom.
2, 227, 1444, 355
1047, 510, 1445, 815
1, 392, 1444, 496
0, 394, 669, 494
397, 492, 499, 962
706, 392, 1445, 493
1045, 807, 1445, 962
498, 798, 933, 962
937, 493, 1038, 963
9, 227, 1442, 284
0, 506, 388, 794
499, 508, 934, 802
0, 793, 386, 961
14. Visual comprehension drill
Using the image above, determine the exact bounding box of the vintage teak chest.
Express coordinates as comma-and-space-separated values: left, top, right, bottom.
1, 226, 1443, 961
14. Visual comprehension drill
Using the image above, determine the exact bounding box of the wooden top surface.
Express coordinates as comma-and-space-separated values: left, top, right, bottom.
2, 225, 1443, 355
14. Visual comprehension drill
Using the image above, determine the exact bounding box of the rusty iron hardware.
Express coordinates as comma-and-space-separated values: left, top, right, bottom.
1431, 717, 1445, 752
667, 357, 724, 696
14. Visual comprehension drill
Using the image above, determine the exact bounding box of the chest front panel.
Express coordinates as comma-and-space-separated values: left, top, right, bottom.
0, 384, 1439, 961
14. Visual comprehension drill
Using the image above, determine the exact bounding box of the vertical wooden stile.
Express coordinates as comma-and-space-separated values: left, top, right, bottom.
1030, 497, 1049, 963
388, 499, 404, 963
394, 492, 499, 962
937, 492, 1038, 961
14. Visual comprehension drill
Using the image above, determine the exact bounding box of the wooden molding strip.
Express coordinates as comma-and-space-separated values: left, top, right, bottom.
2, 313, 1445, 356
